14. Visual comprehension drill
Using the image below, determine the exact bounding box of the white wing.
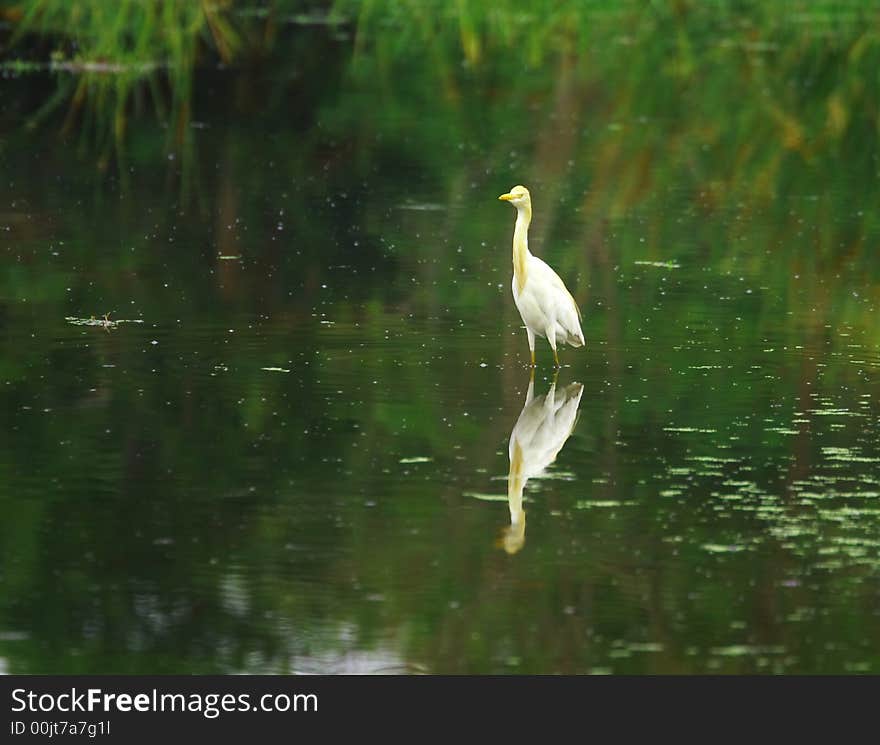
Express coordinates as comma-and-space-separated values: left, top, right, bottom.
524, 256, 584, 347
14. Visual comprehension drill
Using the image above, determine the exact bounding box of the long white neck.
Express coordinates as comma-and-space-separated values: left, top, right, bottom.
512, 205, 532, 293
504, 438, 526, 554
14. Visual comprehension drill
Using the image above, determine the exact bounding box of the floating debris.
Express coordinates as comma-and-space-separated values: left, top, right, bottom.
260, 367, 290, 373
399, 456, 432, 464
574, 500, 632, 508
710, 644, 785, 657
809, 408, 865, 417
702, 543, 747, 553
687, 455, 740, 464
218, 255, 241, 260
2, 59, 158, 74
53, 60, 158, 74
664, 426, 718, 433
463, 492, 508, 502
634, 260, 680, 269
534, 470, 577, 481
65, 315, 143, 330
821, 447, 880, 463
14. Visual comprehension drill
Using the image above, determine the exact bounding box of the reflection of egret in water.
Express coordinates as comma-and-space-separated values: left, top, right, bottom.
501, 374, 584, 554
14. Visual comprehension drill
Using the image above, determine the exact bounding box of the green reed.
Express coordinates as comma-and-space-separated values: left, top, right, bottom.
2, 0, 246, 163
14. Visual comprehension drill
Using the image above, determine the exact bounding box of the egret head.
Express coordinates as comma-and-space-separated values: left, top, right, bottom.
498, 185, 531, 210
496, 511, 526, 555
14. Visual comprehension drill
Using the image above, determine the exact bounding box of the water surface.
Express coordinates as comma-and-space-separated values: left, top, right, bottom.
2, 10, 880, 673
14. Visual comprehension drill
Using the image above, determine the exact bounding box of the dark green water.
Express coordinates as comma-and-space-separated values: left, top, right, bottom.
2, 12, 880, 673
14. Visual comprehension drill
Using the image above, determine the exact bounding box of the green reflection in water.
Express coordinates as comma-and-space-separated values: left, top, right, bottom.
1, 4, 880, 673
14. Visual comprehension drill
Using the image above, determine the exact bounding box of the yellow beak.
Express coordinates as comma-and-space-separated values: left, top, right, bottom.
498, 193, 513, 201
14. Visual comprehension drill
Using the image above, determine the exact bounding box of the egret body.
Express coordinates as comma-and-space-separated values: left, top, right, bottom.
498, 185, 584, 366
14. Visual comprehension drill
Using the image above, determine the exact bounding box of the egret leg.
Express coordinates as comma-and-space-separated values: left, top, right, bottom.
548, 327, 560, 368
526, 328, 536, 368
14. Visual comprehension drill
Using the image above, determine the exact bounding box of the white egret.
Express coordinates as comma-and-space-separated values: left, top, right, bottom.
501, 374, 584, 554
498, 185, 584, 367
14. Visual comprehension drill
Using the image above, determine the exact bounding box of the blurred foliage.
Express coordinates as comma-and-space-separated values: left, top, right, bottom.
2, 0, 249, 163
